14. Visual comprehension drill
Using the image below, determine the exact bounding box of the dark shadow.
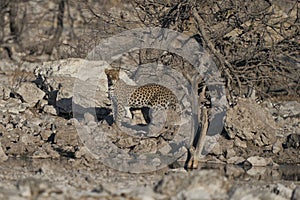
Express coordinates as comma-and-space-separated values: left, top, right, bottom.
47, 133, 56, 143
48, 97, 113, 125
72, 102, 112, 125
130, 107, 151, 125
52, 146, 76, 159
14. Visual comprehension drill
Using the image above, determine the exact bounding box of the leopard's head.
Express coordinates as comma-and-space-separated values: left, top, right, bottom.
105, 68, 120, 85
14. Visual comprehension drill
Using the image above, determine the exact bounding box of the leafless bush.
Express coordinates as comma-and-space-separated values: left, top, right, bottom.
134, 0, 300, 100
0, 0, 299, 99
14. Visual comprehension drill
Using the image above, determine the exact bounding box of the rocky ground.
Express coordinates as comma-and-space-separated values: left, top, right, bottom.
0, 1, 299, 199
0, 59, 299, 199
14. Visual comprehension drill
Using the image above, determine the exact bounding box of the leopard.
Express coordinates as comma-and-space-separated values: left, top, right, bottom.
104, 68, 180, 126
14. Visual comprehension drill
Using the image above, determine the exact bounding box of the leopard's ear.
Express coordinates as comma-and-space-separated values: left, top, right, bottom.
113, 69, 120, 80
104, 68, 109, 75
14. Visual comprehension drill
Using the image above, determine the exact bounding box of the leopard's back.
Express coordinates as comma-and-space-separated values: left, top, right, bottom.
128, 84, 179, 111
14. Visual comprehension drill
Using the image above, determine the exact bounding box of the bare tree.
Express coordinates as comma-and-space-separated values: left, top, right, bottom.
0, 0, 298, 99
0, 0, 9, 43
134, 0, 300, 99
44, 0, 65, 55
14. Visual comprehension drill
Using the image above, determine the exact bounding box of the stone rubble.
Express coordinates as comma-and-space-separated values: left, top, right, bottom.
0, 59, 298, 199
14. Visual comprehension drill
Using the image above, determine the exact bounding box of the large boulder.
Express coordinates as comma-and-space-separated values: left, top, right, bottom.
34, 58, 110, 114
15, 82, 45, 108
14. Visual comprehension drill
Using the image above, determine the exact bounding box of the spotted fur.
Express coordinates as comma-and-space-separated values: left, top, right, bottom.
105, 68, 179, 123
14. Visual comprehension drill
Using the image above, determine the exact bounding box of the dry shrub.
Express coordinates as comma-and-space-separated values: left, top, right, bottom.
1, 0, 299, 100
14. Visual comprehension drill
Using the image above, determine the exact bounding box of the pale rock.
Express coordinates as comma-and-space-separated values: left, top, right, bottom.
0, 124, 7, 135
40, 130, 53, 141
34, 59, 110, 114
87, 121, 98, 129
5, 98, 29, 114
6, 123, 14, 131
116, 137, 139, 148
246, 167, 266, 176
75, 146, 97, 161
225, 149, 236, 159
16, 82, 45, 107
234, 137, 247, 148
32, 143, 60, 159
237, 130, 254, 141
158, 140, 172, 155
0, 84, 11, 100
272, 140, 282, 154
84, 112, 95, 123
176, 146, 188, 163
20, 134, 34, 145
79, 125, 91, 135
30, 117, 44, 126
131, 109, 147, 125
66, 118, 78, 125
210, 142, 222, 155
151, 158, 161, 167
39, 99, 48, 108
0, 100, 6, 112
226, 130, 236, 139
218, 155, 226, 162
202, 135, 222, 156
8, 106, 20, 114
227, 156, 245, 164
0, 142, 8, 162
19, 103, 29, 113
246, 156, 267, 166
278, 101, 300, 118
43, 105, 57, 115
